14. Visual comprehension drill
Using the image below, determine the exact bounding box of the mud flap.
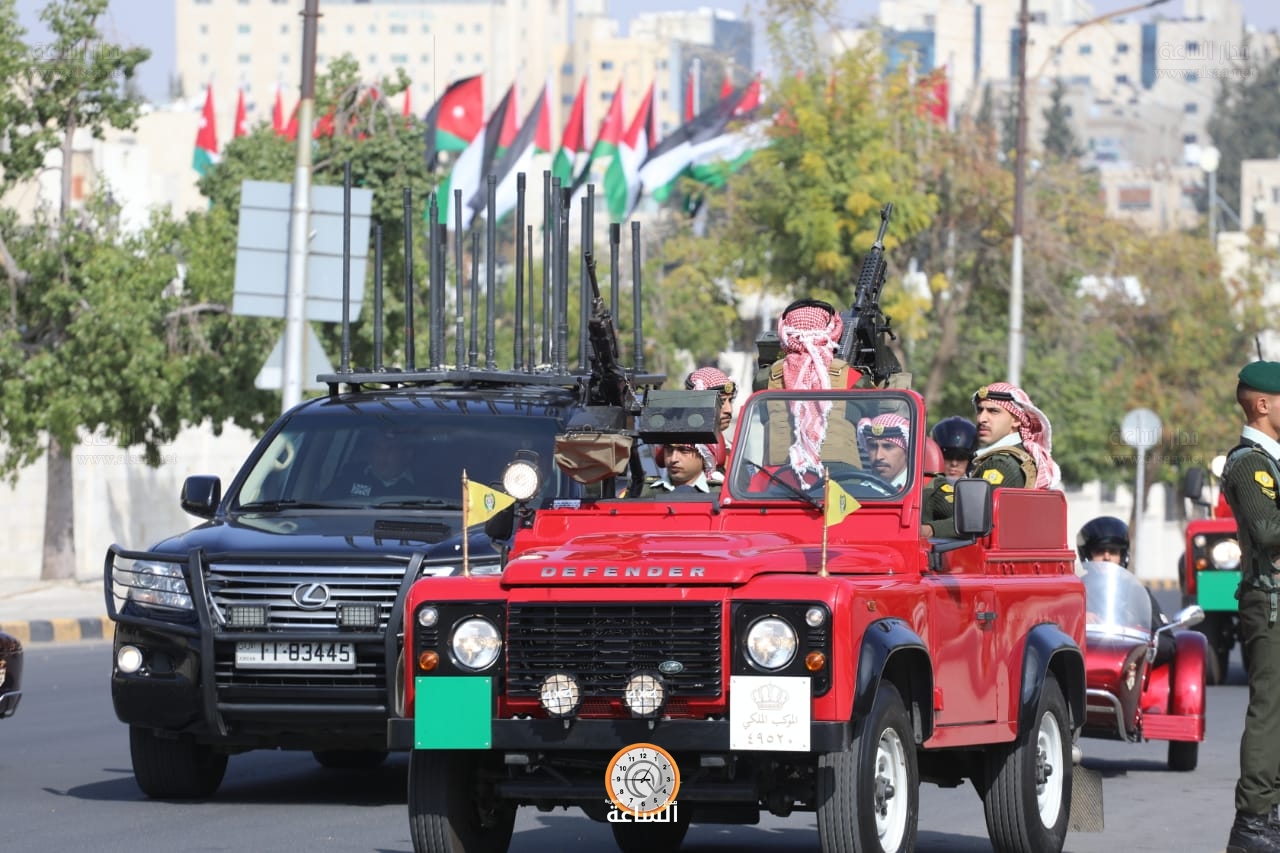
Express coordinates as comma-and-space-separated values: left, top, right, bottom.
1068, 748, 1104, 832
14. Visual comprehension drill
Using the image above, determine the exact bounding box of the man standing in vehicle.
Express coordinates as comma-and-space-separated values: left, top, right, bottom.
1221, 361, 1280, 853
685, 366, 737, 483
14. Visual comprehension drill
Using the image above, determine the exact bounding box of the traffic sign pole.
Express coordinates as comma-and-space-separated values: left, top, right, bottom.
1121, 408, 1162, 579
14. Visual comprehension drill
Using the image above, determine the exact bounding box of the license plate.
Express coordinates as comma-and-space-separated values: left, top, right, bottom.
235, 641, 357, 670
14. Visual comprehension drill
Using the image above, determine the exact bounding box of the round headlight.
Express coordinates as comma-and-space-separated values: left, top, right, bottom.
1210, 538, 1242, 570
502, 459, 542, 501
417, 606, 439, 628
745, 617, 798, 670
805, 606, 827, 628
451, 617, 502, 671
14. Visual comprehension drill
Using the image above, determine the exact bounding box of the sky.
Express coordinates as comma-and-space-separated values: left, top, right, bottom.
14, 0, 1280, 103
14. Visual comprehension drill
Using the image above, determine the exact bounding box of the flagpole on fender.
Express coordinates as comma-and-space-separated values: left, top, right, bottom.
820, 468, 830, 578
462, 469, 471, 577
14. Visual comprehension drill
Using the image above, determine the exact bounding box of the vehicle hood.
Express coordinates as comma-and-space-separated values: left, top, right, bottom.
149, 511, 495, 566
502, 531, 907, 586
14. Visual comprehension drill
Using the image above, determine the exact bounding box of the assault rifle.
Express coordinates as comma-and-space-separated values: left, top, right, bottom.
584, 251, 636, 412
837, 203, 902, 385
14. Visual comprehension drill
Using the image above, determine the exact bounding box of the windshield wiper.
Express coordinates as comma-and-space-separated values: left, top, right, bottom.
236, 499, 357, 512
372, 498, 463, 509
744, 461, 823, 509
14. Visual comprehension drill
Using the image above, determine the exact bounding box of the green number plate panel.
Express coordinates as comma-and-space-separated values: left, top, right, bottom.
414, 676, 493, 749
1197, 570, 1242, 612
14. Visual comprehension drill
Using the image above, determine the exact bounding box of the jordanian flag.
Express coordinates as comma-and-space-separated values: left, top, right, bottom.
604, 80, 654, 222
571, 80, 624, 193
423, 75, 484, 172
477, 81, 552, 224
636, 82, 753, 204
192, 83, 218, 175
551, 76, 587, 186
437, 83, 513, 230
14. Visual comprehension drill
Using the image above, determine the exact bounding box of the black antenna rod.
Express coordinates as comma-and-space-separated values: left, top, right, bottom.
426, 193, 440, 368
435, 222, 448, 369
556, 186, 572, 374
579, 185, 593, 369
469, 230, 480, 369
527, 223, 536, 370
542, 171, 553, 365
632, 220, 645, 372
453, 189, 465, 370
340, 161, 352, 373
485, 174, 497, 370
609, 222, 621, 319
514, 172, 526, 371
372, 223, 384, 371
402, 187, 415, 371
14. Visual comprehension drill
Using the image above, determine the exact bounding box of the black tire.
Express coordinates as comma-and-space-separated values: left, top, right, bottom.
129, 725, 227, 800
609, 809, 690, 853
982, 674, 1071, 853
1168, 740, 1199, 772
312, 749, 389, 769
407, 750, 515, 853
817, 681, 919, 853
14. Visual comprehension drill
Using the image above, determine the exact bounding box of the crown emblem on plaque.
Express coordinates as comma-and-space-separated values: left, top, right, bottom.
752, 683, 788, 710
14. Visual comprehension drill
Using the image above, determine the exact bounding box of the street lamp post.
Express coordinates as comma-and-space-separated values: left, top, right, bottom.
1200, 144, 1221, 247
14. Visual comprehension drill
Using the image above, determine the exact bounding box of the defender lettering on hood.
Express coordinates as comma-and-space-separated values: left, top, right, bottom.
539, 566, 706, 578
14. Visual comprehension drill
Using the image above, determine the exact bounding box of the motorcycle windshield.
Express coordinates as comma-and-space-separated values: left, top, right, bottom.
1081, 560, 1152, 643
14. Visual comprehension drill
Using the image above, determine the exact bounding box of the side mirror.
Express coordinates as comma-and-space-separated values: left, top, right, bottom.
1182, 467, 1207, 503
1158, 604, 1206, 634
180, 475, 221, 519
953, 478, 993, 538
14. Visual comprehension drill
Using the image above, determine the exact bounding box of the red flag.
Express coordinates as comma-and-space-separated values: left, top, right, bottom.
402, 86, 412, 117
192, 83, 218, 174
496, 86, 520, 154
917, 67, 949, 125
313, 107, 335, 139
272, 87, 285, 136
234, 88, 247, 138
284, 101, 299, 141
720, 74, 734, 102
683, 67, 696, 122
733, 75, 762, 116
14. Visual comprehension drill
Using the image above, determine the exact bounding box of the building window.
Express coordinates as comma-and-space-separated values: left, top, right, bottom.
346, 24, 355, 35
601, 60, 614, 70
561, 63, 573, 75
474, 23, 483, 33
421, 24, 430, 34
238, 54, 251, 64
1271, 187, 1280, 204
1117, 42, 1129, 53
1115, 73, 1129, 84
199, 53, 208, 64
1186, 72, 1199, 83
391, 24, 407, 35
237, 24, 250, 34
280, 24, 289, 35
420, 53, 430, 63
455, 53, 465, 64
473, 52, 482, 62
369, 54, 377, 65
602, 90, 614, 102
368, 24, 377, 34
391, 53, 408, 64
199, 24, 208, 34
1184, 102, 1198, 113
456, 23, 464, 33
1182, 133, 1198, 144
1118, 186, 1152, 210
1079, 44, 1093, 55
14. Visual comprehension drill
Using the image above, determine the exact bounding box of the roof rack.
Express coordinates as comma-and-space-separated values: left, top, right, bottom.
319, 165, 664, 397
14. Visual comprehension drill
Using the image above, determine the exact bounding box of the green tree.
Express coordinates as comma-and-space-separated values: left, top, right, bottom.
0, 0, 151, 580
1206, 50, 1280, 215
1041, 78, 1082, 162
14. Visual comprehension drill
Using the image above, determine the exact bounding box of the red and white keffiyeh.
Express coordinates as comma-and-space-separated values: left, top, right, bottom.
858, 413, 909, 453
778, 306, 844, 476
971, 381, 1061, 489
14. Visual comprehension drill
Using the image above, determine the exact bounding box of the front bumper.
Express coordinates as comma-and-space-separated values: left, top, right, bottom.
388, 716, 851, 752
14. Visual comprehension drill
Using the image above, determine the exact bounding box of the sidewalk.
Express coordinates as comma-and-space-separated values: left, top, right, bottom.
0, 577, 112, 644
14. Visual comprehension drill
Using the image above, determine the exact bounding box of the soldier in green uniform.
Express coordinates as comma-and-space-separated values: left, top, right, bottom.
921, 382, 1059, 538
921, 416, 978, 526
1222, 361, 1280, 853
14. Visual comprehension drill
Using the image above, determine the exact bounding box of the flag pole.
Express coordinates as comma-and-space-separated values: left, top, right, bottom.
462, 469, 471, 577
820, 467, 830, 578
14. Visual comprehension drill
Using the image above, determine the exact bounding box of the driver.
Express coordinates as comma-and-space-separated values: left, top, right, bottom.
642, 443, 713, 496
1077, 516, 1175, 666
333, 430, 415, 499
857, 414, 909, 491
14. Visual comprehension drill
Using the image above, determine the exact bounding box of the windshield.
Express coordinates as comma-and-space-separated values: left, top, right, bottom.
233, 409, 565, 511
1081, 560, 1153, 642
728, 391, 916, 502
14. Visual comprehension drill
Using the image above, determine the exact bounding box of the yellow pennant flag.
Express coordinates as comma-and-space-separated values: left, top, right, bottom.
824, 477, 860, 528
465, 479, 516, 525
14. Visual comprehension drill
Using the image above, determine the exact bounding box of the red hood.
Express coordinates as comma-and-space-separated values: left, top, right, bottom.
502, 531, 908, 585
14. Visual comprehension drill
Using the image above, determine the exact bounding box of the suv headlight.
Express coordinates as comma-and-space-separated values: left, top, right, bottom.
745, 616, 798, 670
113, 559, 193, 611
451, 617, 502, 670
1210, 539, 1242, 570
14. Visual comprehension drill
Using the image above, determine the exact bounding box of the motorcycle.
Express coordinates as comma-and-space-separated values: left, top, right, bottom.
1081, 560, 1207, 771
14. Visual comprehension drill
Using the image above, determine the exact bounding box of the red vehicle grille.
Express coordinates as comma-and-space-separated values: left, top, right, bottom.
505, 603, 722, 698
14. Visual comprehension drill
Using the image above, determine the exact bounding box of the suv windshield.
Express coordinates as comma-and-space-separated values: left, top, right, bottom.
233, 409, 564, 511
729, 391, 916, 502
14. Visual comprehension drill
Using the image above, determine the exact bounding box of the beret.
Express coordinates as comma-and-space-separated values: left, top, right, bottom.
1239, 361, 1280, 394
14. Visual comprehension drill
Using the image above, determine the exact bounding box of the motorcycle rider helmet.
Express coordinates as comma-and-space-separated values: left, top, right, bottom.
931, 416, 978, 461
1077, 516, 1130, 568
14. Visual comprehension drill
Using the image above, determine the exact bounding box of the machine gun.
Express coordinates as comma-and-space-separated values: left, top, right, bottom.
837, 203, 902, 385
584, 251, 636, 412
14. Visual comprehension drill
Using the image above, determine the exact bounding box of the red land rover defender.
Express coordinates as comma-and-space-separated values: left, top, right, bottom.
390, 385, 1089, 853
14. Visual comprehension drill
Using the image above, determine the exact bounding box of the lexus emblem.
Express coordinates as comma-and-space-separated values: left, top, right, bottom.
291, 582, 331, 610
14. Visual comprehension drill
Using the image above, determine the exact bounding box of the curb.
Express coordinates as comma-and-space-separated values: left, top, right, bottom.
0, 617, 114, 645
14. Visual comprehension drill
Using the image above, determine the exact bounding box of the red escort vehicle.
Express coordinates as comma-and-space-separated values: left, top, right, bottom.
391, 377, 1091, 852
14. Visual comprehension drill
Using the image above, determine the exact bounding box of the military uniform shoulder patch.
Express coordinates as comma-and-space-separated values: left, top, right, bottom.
940, 482, 953, 493
982, 469, 1004, 485
1256, 470, 1275, 489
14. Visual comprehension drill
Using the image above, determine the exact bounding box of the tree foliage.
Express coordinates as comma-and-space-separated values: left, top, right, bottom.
1206, 50, 1280, 216
1041, 78, 1082, 162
